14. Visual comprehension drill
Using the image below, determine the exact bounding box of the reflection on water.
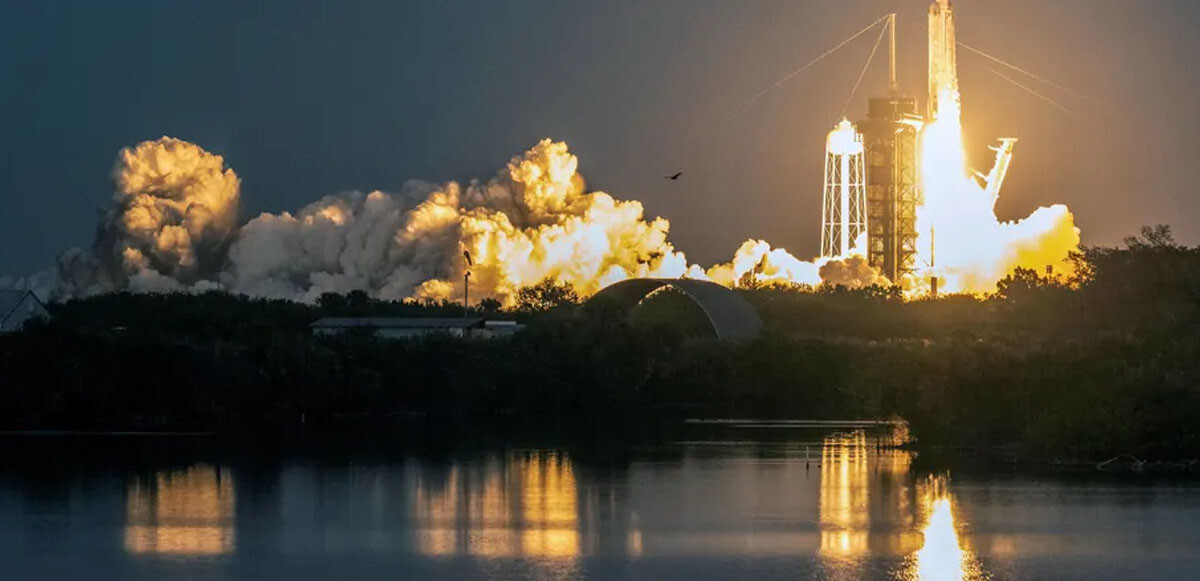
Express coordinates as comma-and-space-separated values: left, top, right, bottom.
413, 451, 587, 559
11, 432, 1195, 578
818, 431, 922, 577
107, 436, 985, 577
519, 452, 579, 557
915, 497, 965, 581
812, 432, 994, 580
112, 437, 978, 576
910, 477, 965, 581
124, 465, 234, 556
819, 432, 872, 559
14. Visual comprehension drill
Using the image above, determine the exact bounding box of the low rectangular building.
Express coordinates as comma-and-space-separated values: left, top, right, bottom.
310, 317, 524, 340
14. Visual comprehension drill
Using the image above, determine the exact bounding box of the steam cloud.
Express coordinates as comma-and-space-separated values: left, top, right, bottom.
55, 138, 240, 297
223, 139, 698, 304
24, 137, 743, 304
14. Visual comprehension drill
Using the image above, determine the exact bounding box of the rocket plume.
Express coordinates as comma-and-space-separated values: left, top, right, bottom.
917, 0, 1080, 294
916, 87, 1079, 293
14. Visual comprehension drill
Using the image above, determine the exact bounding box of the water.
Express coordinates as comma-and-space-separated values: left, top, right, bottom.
1, 432, 1198, 580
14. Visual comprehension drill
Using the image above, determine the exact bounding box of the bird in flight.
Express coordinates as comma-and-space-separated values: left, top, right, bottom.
664, 172, 683, 180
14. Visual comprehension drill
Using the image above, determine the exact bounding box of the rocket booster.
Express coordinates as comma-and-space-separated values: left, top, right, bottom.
928, 0, 958, 119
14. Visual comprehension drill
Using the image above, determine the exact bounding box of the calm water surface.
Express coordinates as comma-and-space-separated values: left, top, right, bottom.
1, 432, 1198, 580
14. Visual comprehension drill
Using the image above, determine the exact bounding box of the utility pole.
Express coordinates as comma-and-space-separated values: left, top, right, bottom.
463, 250, 473, 318
930, 226, 938, 297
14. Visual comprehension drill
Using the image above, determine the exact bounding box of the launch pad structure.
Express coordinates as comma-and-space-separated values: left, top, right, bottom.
819, 0, 1004, 285
818, 11, 923, 282
858, 96, 922, 282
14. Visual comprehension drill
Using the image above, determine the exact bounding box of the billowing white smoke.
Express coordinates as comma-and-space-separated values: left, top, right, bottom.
55, 137, 240, 297
706, 240, 821, 287
705, 232, 884, 289
818, 255, 889, 288
223, 139, 698, 304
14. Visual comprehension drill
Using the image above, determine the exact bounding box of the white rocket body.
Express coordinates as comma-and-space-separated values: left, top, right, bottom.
928, 0, 958, 119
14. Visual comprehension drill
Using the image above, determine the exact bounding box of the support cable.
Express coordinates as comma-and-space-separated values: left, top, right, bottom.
726, 14, 889, 116
842, 19, 890, 117
982, 64, 1075, 116
958, 41, 1097, 105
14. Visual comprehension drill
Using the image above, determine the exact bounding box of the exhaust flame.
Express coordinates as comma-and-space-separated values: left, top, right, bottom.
916, 87, 1080, 294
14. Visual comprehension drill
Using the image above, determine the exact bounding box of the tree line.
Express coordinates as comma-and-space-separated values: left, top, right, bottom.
2, 226, 1199, 461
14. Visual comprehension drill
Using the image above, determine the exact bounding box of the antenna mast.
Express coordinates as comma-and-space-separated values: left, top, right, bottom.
888, 13, 898, 94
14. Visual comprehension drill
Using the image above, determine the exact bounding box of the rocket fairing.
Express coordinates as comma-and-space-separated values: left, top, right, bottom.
927, 0, 958, 119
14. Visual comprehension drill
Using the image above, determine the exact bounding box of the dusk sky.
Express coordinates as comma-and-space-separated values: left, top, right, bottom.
2, 0, 1198, 276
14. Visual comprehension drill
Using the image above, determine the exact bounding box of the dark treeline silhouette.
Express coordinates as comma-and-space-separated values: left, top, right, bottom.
3, 226, 1200, 462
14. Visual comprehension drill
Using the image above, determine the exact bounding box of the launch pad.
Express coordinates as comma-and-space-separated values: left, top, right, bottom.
818, 0, 1015, 286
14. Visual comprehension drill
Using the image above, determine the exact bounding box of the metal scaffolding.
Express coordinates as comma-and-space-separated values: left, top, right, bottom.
858, 97, 922, 282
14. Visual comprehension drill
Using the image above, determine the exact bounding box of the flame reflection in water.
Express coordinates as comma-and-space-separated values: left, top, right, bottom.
816, 434, 988, 580
413, 451, 638, 559
124, 465, 235, 556
902, 476, 986, 581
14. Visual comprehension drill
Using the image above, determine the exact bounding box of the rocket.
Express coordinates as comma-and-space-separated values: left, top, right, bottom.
928, 0, 958, 119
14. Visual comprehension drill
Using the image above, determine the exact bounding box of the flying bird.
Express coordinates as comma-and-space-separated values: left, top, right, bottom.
664, 172, 682, 180
463, 250, 473, 267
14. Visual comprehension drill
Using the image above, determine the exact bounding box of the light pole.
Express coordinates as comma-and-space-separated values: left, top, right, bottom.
463, 250, 473, 318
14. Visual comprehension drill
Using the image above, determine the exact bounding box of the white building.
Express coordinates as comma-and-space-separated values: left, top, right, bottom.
0, 290, 49, 334
310, 317, 525, 340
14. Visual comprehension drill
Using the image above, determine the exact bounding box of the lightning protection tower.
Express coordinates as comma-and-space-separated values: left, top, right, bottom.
820, 118, 867, 258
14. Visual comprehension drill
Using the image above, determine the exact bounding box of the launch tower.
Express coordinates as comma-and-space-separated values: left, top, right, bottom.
858, 98, 922, 281
856, 13, 923, 282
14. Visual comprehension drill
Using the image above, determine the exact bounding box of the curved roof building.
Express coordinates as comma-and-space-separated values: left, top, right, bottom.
588, 278, 763, 340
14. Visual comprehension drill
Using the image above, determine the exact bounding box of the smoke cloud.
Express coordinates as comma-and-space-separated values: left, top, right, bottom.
818, 255, 889, 288
54, 137, 240, 297
223, 139, 697, 304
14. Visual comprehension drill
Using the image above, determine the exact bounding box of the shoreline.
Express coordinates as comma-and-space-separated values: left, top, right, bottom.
2, 423, 1198, 475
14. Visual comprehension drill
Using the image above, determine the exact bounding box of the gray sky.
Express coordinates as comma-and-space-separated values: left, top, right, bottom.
2, 0, 1197, 275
